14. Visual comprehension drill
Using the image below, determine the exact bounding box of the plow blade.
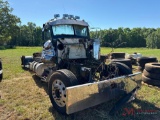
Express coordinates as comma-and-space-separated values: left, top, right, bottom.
66, 72, 142, 114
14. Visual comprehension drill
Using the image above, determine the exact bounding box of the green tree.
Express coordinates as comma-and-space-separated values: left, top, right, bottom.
0, 0, 20, 45
34, 26, 43, 46
15, 23, 42, 46
146, 29, 160, 49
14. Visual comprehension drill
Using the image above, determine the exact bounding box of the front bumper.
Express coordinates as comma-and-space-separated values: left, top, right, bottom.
66, 72, 142, 114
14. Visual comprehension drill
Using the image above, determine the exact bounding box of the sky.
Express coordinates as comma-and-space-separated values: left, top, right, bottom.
7, 0, 160, 29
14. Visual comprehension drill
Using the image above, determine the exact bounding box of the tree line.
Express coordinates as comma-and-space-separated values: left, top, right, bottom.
90, 27, 160, 49
9, 22, 43, 46
1, 0, 160, 49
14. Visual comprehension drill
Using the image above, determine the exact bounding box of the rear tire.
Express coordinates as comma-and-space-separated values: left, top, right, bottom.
48, 69, 78, 114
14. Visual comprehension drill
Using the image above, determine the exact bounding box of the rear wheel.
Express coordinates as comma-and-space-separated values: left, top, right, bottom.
48, 69, 78, 114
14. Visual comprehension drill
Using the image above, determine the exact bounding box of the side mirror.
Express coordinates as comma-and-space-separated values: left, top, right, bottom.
93, 39, 100, 60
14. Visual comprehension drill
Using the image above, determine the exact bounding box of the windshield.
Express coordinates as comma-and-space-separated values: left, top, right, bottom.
52, 25, 88, 37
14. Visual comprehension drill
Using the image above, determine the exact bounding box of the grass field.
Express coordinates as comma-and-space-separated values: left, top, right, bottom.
0, 47, 160, 120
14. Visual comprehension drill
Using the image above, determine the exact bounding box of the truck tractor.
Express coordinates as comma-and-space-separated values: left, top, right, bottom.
21, 14, 142, 115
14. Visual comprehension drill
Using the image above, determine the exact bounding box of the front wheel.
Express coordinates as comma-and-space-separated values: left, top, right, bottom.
48, 69, 78, 114
101, 62, 132, 80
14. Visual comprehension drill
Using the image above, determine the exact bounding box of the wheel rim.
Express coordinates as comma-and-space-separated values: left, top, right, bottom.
107, 64, 119, 78
52, 79, 66, 107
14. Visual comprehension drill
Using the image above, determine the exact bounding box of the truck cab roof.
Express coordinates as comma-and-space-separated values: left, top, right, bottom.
48, 19, 89, 26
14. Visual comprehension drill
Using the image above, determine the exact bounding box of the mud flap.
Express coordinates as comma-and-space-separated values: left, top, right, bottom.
66, 72, 142, 114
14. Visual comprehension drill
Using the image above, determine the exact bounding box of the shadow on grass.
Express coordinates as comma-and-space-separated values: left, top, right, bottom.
22, 67, 30, 71
32, 74, 49, 94
47, 97, 160, 120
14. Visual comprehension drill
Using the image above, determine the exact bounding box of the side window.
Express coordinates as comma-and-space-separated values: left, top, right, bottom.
44, 29, 51, 41
74, 25, 88, 37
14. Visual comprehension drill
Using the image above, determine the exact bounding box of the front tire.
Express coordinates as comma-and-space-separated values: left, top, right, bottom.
48, 69, 78, 114
101, 62, 132, 79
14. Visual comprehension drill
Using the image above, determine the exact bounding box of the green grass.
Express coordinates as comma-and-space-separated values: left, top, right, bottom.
0, 47, 160, 120
0, 47, 42, 80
